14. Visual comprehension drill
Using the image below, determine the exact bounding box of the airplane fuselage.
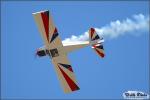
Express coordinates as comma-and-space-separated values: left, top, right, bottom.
36, 41, 90, 58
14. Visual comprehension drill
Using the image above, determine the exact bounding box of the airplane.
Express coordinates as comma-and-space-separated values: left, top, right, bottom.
32, 10, 105, 93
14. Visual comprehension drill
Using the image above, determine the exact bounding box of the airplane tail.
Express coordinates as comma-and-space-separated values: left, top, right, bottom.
89, 28, 105, 58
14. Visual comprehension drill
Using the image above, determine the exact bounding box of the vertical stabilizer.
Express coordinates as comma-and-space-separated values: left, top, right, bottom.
89, 28, 105, 58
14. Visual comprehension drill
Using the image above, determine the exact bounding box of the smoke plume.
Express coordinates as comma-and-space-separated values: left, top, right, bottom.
63, 14, 149, 43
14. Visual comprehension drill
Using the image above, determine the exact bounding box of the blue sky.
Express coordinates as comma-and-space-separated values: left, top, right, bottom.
1, 1, 149, 99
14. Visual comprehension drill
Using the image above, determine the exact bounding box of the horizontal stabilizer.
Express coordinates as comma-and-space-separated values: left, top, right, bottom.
92, 43, 105, 58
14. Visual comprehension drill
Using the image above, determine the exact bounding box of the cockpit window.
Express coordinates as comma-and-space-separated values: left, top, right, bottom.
50, 48, 59, 57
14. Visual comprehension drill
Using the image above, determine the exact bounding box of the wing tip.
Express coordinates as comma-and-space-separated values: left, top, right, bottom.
64, 87, 80, 93
32, 10, 49, 15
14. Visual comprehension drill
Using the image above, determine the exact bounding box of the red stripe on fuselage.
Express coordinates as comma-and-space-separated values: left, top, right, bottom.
41, 12, 49, 42
58, 66, 79, 91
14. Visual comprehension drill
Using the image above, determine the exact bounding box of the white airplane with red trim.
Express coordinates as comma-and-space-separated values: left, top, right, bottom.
32, 10, 105, 93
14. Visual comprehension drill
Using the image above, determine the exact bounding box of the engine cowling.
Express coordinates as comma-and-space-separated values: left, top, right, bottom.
36, 49, 47, 57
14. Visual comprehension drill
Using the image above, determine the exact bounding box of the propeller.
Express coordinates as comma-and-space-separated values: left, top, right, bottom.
34, 49, 39, 59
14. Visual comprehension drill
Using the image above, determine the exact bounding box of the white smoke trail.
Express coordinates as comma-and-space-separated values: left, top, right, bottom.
62, 14, 149, 43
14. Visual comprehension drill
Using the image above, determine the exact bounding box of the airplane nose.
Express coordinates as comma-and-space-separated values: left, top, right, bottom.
36, 48, 47, 57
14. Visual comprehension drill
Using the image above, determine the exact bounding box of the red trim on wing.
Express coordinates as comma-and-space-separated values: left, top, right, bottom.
58, 66, 79, 91
41, 12, 49, 42
68, 67, 73, 72
95, 48, 105, 58
54, 28, 58, 33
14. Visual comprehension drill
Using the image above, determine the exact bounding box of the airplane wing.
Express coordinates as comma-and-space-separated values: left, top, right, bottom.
33, 10, 79, 93
32, 10, 63, 49
52, 55, 80, 93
